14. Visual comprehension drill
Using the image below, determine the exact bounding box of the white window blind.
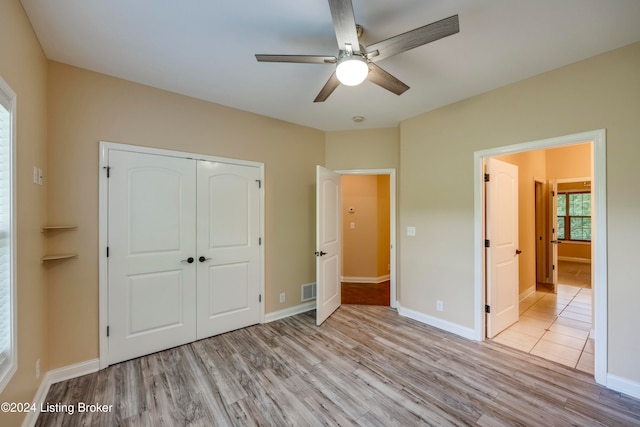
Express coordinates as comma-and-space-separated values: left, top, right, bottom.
0, 76, 15, 393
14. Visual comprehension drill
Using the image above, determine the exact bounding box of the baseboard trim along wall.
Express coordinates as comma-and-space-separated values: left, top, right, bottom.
397, 303, 477, 341
520, 286, 536, 302
22, 359, 100, 427
558, 256, 591, 264
341, 275, 390, 284
263, 301, 316, 323
607, 374, 640, 401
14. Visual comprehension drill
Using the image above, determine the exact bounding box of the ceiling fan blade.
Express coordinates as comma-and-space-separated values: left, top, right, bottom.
328, 0, 361, 51
365, 15, 459, 62
255, 54, 336, 64
314, 72, 341, 102
366, 63, 409, 96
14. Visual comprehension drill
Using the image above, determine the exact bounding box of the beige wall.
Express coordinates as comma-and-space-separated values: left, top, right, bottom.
341, 175, 390, 280
0, 1, 49, 426
46, 62, 324, 368
325, 128, 399, 171
400, 42, 640, 382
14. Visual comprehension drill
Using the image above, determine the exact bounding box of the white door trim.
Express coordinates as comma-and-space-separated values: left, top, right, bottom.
335, 169, 398, 308
98, 141, 265, 369
473, 129, 607, 386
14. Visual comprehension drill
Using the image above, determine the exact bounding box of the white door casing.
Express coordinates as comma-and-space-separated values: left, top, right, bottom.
196, 160, 261, 339
107, 150, 197, 364
486, 158, 520, 338
316, 166, 341, 326
550, 180, 559, 293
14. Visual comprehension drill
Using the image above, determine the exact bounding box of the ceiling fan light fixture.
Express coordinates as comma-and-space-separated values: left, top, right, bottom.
335, 55, 368, 86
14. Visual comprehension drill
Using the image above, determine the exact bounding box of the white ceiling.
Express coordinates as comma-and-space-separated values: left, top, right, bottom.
20, 0, 640, 131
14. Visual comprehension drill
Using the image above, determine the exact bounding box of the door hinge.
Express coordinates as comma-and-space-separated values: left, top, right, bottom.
256, 179, 261, 189
259, 294, 262, 303
552, 264, 555, 270
106, 247, 109, 257
106, 326, 110, 337
484, 239, 490, 248
484, 173, 490, 182
552, 190, 555, 196
485, 305, 491, 314
259, 237, 262, 245
103, 166, 111, 178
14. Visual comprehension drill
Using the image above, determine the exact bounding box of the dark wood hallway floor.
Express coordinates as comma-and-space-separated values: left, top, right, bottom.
341, 281, 390, 305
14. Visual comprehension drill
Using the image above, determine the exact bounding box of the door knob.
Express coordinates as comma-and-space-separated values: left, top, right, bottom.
315, 251, 327, 257
181, 257, 194, 264
199, 256, 211, 262
515, 249, 522, 255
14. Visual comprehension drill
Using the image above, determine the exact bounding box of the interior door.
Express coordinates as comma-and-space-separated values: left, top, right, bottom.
108, 150, 197, 364
316, 166, 341, 326
196, 161, 261, 339
486, 158, 519, 338
550, 180, 559, 293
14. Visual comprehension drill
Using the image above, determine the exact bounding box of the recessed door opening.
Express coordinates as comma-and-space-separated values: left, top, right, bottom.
315, 168, 397, 326
474, 129, 607, 385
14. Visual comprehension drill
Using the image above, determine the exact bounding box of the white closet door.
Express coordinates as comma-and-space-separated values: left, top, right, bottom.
107, 150, 197, 364
195, 161, 261, 339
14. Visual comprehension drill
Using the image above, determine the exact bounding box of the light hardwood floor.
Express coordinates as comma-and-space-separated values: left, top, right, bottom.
36, 305, 640, 426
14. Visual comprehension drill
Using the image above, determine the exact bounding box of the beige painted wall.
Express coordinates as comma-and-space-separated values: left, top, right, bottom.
325, 128, 399, 171
46, 62, 324, 368
400, 42, 640, 382
341, 175, 390, 280
342, 175, 379, 279
377, 175, 391, 277
0, 1, 49, 426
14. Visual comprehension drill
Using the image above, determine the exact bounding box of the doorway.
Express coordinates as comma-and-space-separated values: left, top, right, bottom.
340, 174, 391, 306
474, 129, 607, 385
315, 168, 397, 326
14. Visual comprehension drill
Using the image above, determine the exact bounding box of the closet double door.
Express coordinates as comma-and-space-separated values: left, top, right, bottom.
107, 150, 261, 365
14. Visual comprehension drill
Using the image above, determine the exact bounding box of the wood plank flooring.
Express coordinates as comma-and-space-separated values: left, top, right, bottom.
36, 306, 640, 426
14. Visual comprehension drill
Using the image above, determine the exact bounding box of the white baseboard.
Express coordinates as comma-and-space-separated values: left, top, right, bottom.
22, 359, 100, 427
558, 256, 591, 264
520, 286, 536, 302
264, 301, 315, 323
397, 303, 478, 341
607, 374, 640, 400
341, 275, 390, 284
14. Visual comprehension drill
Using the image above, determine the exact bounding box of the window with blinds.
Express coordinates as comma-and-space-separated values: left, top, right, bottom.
0, 76, 16, 393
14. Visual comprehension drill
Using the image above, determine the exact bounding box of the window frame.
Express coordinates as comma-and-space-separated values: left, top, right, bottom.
557, 190, 592, 242
0, 74, 17, 394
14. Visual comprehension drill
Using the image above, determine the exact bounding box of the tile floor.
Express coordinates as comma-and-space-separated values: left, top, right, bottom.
494, 273, 594, 374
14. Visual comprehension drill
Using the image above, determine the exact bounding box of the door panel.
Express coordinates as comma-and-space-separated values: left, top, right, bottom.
487, 158, 519, 338
196, 161, 261, 339
108, 150, 197, 364
316, 166, 341, 326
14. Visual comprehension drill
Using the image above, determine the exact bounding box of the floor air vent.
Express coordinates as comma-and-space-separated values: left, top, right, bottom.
301, 283, 317, 302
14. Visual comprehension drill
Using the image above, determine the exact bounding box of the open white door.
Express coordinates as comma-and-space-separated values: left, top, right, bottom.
550, 180, 559, 293
486, 158, 520, 338
316, 166, 341, 326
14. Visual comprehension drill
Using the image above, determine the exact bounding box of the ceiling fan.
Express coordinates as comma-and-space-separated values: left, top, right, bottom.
255, 0, 459, 102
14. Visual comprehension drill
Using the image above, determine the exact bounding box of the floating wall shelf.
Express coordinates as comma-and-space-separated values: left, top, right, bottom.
41, 224, 78, 263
